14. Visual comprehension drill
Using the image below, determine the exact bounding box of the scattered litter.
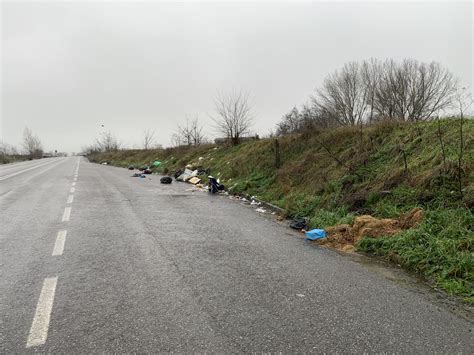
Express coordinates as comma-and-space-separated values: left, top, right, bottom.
198, 156, 204, 161
290, 217, 307, 230
255, 207, 266, 213
160, 176, 172, 184
305, 229, 327, 241
153, 160, 161, 167
143, 169, 152, 174
188, 177, 201, 185
101, 162, 108, 165
131, 173, 142, 177
128, 166, 134, 170
139, 174, 146, 179
177, 168, 194, 181
208, 176, 225, 193
250, 200, 262, 206
241, 197, 248, 203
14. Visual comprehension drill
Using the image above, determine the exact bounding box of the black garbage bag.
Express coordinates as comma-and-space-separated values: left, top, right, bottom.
208, 176, 225, 193
174, 169, 183, 179
160, 176, 172, 184
143, 169, 152, 174
128, 166, 134, 170
290, 217, 307, 230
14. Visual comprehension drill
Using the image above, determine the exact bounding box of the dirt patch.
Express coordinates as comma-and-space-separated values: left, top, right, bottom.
317, 208, 423, 251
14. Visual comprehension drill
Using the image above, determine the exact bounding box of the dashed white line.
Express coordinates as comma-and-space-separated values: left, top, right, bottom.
52, 230, 67, 256
66, 195, 74, 204
71, 182, 76, 187
26, 277, 58, 348
62, 207, 71, 222
69, 187, 75, 193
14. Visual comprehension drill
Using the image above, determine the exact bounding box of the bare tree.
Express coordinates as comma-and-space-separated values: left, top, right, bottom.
0, 140, 18, 156
176, 117, 205, 146
373, 59, 457, 121
316, 62, 369, 126
143, 129, 155, 150
95, 131, 120, 152
22, 127, 43, 158
276, 107, 300, 136
212, 90, 253, 145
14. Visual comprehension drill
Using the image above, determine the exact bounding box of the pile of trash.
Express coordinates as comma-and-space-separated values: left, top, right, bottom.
130, 165, 153, 178
317, 208, 424, 252
170, 164, 226, 193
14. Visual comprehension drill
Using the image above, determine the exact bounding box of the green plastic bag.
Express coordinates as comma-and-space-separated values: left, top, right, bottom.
153, 160, 161, 167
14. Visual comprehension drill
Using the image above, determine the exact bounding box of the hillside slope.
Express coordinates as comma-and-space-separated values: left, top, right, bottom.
89, 119, 474, 300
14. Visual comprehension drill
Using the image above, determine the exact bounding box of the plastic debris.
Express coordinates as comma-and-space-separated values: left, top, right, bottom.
255, 207, 266, 213
208, 176, 225, 193
305, 229, 327, 241
290, 217, 307, 230
128, 166, 134, 170
153, 161, 161, 167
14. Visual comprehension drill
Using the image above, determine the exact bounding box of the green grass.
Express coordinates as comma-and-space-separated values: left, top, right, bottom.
89, 118, 474, 300
358, 208, 474, 299
0, 155, 30, 164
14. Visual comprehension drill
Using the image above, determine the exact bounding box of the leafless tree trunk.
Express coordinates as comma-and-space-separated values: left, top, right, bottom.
177, 117, 205, 146
95, 131, 120, 152
455, 87, 472, 200
436, 117, 447, 187
22, 127, 43, 158
212, 90, 254, 145
143, 129, 155, 150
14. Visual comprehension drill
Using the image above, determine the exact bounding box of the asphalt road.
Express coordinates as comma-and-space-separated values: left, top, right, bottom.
1, 157, 472, 352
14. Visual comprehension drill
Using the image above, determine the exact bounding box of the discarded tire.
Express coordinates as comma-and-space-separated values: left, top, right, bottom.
128, 166, 134, 170
160, 176, 172, 184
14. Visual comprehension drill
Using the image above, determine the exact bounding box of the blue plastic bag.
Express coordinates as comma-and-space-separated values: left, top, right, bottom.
305, 229, 327, 241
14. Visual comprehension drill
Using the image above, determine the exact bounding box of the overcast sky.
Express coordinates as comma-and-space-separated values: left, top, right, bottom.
1, 1, 472, 153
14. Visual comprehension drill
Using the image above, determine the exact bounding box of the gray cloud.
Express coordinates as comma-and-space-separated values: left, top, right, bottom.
1, 1, 472, 152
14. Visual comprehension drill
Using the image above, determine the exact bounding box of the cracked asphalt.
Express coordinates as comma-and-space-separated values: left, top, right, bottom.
0, 157, 472, 352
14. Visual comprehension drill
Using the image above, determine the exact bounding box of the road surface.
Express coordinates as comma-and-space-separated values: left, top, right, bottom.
1, 157, 472, 352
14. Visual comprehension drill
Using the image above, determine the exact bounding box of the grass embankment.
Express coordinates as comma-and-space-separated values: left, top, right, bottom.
0, 155, 30, 164
89, 119, 474, 300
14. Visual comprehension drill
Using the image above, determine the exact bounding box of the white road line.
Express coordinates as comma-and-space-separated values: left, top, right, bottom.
26, 277, 58, 348
66, 195, 74, 204
0, 161, 58, 181
73, 177, 77, 182
69, 187, 75, 193
52, 230, 67, 256
71, 182, 76, 187
62, 207, 71, 222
